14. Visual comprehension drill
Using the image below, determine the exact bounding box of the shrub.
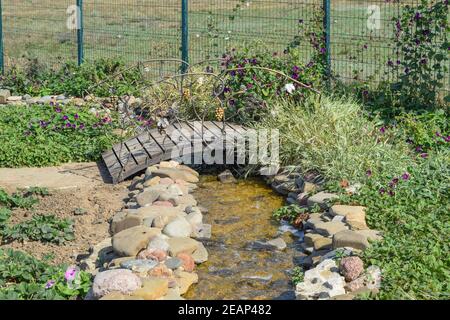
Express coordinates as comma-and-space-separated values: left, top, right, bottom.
0, 103, 120, 167
255, 95, 413, 183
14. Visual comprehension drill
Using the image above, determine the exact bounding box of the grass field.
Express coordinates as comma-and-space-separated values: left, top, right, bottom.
2, 0, 448, 87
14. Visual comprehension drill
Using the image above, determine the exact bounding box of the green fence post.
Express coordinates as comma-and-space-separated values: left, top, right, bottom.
77, 0, 84, 65
181, 0, 189, 73
323, 0, 331, 82
0, 0, 4, 74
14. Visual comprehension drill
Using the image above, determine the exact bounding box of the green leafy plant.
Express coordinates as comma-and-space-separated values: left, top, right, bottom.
272, 204, 305, 223
291, 266, 305, 285
0, 189, 38, 209
1, 215, 74, 245
0, 249, 91, 300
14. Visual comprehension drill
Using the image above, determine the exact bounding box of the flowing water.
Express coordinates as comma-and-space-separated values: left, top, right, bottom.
185, 176, 304, 300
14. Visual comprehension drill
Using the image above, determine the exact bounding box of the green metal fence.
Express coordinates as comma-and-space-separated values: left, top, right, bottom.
0, 0, 448, 90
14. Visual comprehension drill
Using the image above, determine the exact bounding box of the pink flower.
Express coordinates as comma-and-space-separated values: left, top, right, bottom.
65, 266, 77, 281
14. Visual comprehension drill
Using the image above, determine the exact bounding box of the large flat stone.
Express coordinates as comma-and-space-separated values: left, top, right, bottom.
112, 226, 161, 257
132, 278, 169, 300
151, 168, 199, 183
315, 221, 348, 237
332, 230, 370, 251
307, 192, 339, 209
330, 205, 368, 230
167, 237, 200, 256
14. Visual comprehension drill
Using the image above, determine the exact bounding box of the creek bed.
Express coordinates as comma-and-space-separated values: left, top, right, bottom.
185, 175, 304, 300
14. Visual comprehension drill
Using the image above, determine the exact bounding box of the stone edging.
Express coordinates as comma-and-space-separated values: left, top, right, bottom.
81, 160, 209, 300
266, 169, 382, 300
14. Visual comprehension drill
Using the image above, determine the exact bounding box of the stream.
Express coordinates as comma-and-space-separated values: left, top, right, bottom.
185, 175, 305, 300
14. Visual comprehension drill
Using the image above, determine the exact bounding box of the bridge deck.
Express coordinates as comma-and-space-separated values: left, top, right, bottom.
102, 121, 247, 183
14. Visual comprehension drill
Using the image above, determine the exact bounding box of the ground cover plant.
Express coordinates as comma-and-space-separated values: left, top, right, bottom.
0, 101, 121, 167
0, 248, 91, 300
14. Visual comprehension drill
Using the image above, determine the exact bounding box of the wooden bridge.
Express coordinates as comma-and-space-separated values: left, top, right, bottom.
102, 121, 248, 184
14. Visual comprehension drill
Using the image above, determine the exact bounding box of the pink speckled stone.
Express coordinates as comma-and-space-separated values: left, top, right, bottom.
340, 256, 364, 282
153, 200, 174, 207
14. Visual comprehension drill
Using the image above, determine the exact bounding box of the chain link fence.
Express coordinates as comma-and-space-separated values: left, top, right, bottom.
0, 1, 448, 90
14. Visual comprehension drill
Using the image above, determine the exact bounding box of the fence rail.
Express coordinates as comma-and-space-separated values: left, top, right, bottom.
0, 0, 448, 90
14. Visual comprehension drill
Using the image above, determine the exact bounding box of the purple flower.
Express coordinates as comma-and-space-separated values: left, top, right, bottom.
444, 136, 450, 143
74, 113, 79, 120
380, 126, 386, 134
420, 153, 428, 158
65, 267, 77, 281
45, 280, 56, 289
79, 123, 85, 130
62, 115, 69, 121
388, 190, 395, 197
298, 19, 304, 24
55, 107, 62, 113
435, 132, 442, 137
379, 188, 386, 195
366, 170, 372, 177
65, 122, 72, 128
401, 172, 410, 181
414, 12, 422, 21
415, 146, 423, 152
392, 177, 399, 185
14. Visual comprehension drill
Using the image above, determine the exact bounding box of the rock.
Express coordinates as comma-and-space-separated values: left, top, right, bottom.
266, 238, 287, 251
159, 287, 184, 300
340, 207, 368, 230
186, 211, 203, 228
152, 214, 178, 229
307, 192, 339, 209
100, 292, 142, 300
177, 253, 195, 272
319, 248, 355, 263
144, 176, 161, 187
92, 269, 142, 298
160, 177, 175, 185
313, 237, 333, 250
163, 217, 192, 238
167, 237, 200, 256
120, 259, 159, 273
331, 215, 345, 223
80, 237, 115, 273
304, 232, 323, 247
177, 165, 200, 178
7, 95, 22, 102
296, 259, 345, 300
132, 278, 169, 300
136, 190, 161, 207
241, 272, 273, 281
177, 194, 198, 209
191, 223, 212, 239
107, 256, 135, 268
304, 182, 318, 193
344, 276, 366, 292
165, 257, 183, 269
153, 200, 174, 207
137, 248, 167, 262
147, 235, 170, 252
330, 294, 354, 300
218, 169, 237, 183
167, 184, 184, 196
159, 160, 179, 168
355, 229, 383, 242
0, 89, 11, 104
112, 226, 161, 257
175, 271, 199, 294
148, 264, 173, 278
151, 168, 199, 183
332, 230, 370, 251
315, 221, 348, 237
111, 213, 142, 235
339, 256, 364, 281
365, 266, 382, 290
191, 243, 208, 263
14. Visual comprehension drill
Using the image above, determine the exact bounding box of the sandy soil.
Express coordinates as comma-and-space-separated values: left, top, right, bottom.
0, 162, 131, 265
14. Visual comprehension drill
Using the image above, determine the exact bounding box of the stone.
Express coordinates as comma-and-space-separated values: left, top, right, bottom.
218, 169, 237, 183
191, 243, 208, 263
241, 272, 273, 281
313, 237, 333, 250
163, 217, 192, 238
177, 253, 195, 272
330, 294, 354, 300
100, 292, 143, 300
304, 182, 318, 193
159, 287, 184, 300
339, 256, 364, 281
120, 259, 159, 273
7, 95, 22, 102
191, 223, 212, 239
147, 235, 170, 252
167, 237, 200, 256
137, 248, 167, 262
165, 257, 183, 269
112, 226, 161, 257
153, 200, 174, 207
355, 229, 383, 242
143, 176, 161, 187
175, 271, 199, 294
315, 221, 348, 237
177, 165, 199, 178
266, 238, 287, 251
333, 230, 370, 251
152, 214, 178, 229
177, 194, 198, 209
159, 177, 175, 185
159, 160, 178, 168
92, 269, 142, 298
331, 215, 345, 223
344, 277, 366, 292
148, 264, 173, 278
158, 190, 179, 206
167, 184, 184, 196
0, 89, 11, 104
111, 213, 142, 235
132, 278, 169, 300
345, 210, 368, 230
151, 168, 199, 183
329, 205, 366, 217
304, 232, 324, 247
80, 237, 115, 273
186, 211, 203, 228
365, 266, 382, 290
136, 190, 161, 207
307, 192, 339, 209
